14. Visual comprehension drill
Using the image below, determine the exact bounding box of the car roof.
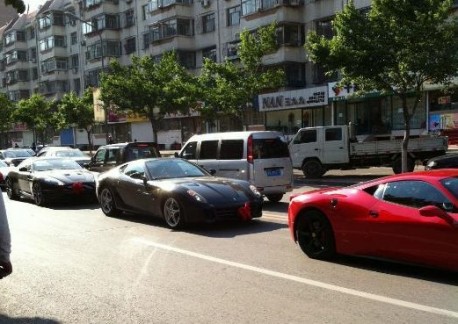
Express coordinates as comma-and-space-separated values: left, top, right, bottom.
100, 142, 158, 148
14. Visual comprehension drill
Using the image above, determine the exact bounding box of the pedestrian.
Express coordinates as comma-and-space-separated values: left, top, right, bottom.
0, 192, 12, 279
14, 143, 19, 148
31, 142, 36, 152
108, 135, 114, 144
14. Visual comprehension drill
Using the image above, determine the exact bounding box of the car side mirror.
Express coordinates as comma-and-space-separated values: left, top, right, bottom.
419, 205, 458, 227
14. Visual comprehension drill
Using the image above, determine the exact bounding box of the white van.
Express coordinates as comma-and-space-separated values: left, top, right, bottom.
177, 131, 293, 202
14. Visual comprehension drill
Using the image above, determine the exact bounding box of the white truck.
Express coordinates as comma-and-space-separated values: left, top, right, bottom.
289, 125, 448, 178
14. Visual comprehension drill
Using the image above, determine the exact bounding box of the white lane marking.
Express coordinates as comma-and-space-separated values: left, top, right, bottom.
134, 238, 458, 319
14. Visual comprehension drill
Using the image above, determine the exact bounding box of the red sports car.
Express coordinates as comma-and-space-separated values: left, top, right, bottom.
288, 169, 458, 272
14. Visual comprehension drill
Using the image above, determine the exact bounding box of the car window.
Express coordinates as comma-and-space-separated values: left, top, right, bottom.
440, 177, 458, 199
124, 162, 145, 179
199, 140, 218, 160
220, 140, 243, 160
253, 137, 290, 159
293, 129, 316, 144
94, 149, 107, 163
145, 159, 206, 179
181, 141, 197, 159
376, 180, 450, 209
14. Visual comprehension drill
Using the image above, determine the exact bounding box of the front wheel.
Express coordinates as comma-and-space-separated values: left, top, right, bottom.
302, 160, 325, 179
99, 187, 120, 216
33, 182, 46, 206
266, 194, 283, 203
296, 210, 335, 260
163, 197, 185, 229
6, 178, 18, 200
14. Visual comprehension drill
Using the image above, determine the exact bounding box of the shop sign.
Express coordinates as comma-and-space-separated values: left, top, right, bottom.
258, 86, 327, 112
328, 82, 359, 101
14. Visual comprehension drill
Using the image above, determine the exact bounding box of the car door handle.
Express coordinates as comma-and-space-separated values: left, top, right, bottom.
369, 210, 379, 218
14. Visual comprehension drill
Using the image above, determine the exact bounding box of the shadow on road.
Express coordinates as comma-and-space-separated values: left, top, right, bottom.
330, 255, 458, 285
0, 315, 60, 323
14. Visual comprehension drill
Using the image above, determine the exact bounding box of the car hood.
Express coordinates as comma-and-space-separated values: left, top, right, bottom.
150, 176, 256, 202
38, 170, 95, 183
428, 153, 458, 163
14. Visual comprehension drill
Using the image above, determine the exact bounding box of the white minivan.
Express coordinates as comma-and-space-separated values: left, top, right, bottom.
177, 131, 293, 202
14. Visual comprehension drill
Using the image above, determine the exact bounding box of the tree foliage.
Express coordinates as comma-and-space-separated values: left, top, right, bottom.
199, 23, 285, 126
58, 88, 96, 152
4, 0, 25, 14
14, 94, 61, 145
306, 0, 458, 172
100, 52, 200, 141
0, 94, 15, 147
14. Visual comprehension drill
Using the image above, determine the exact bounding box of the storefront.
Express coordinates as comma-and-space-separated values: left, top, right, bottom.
428, 88, 458, 143
258, 86, 330, 137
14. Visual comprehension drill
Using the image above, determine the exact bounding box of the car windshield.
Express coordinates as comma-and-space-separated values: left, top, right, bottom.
55, 150, 87, 157
440, 177, 458, 199
33, 159, 82, 171
4, 150, 32, 158
145, 159, 207, 179
253, 137, 290, 159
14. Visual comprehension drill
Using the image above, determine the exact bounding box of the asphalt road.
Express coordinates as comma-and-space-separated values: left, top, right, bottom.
0, 173, 457, 323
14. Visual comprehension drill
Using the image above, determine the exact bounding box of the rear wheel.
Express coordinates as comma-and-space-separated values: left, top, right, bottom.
33, 182, 46, 206
392, 156, 415, 174
302, 160, 325, 179
6, 178, 18, 200
266, 194, 283, 203
296, 210, 335, 260
163, 197, 185, 229
99, 187, 120, 216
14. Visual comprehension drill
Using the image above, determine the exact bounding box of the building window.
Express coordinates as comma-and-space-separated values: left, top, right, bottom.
124, 37, 136, 54
276, 24, 302, 46
71, 54, 79, 69
39, 36, 66, 52
74, 78, 81, 95
177, 51, 196, 69
151, 18, 193, 42
30, 47, 37, 63
227, 6, 241, 26
202, 13, 215, 33
52, 12, 65, 26
28, 27, 35, 39
4, 32, 16, 45
225, 41, 240, 59
71, 32, 77, 45
32, 68, 38, 80
202, 46, 217, 63
125, 9, 134, 27
241, 0, 256, 15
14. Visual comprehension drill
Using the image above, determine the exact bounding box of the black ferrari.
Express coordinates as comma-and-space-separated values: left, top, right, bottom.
6, 157, 97, 206
96, 158, 264, 229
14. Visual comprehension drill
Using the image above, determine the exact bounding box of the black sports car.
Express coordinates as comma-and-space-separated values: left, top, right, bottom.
6, 157, 97, 206
96, 158, 263, 229
425, 153, 458, 170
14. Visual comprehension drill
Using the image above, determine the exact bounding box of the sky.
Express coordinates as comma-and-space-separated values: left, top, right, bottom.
24, 0, 45, 13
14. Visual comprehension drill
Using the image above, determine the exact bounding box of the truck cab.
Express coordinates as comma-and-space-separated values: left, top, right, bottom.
289, 126, 350, 178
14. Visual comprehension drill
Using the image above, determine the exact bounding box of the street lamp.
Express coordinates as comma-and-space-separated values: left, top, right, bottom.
64, 11, 109, 143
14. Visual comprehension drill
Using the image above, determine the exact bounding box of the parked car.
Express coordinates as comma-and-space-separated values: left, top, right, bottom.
425, 153, 458, 170
96, 158, 263, 229
288, 169, 458, 272
0, 160, 11, 189
0, 149, 34, 166
37, 147, 91, 167
86, 142, 161, 173
6, 157, 97, 206
177, 131, 293, 202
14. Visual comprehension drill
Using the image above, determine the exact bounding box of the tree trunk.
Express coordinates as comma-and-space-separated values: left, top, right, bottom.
401, 95, 411, 173
86, 129, 93, 154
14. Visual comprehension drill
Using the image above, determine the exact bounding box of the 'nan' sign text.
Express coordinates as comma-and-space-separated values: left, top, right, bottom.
258, 86, 328, 112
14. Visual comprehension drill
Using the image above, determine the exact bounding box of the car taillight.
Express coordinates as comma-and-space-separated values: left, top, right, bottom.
247, 135, 253, 164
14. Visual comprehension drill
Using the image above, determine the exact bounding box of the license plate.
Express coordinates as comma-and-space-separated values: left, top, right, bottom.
266, 168, 281, 176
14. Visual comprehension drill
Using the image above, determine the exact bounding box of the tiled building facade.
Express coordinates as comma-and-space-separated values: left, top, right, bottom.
1, 0, 456, 148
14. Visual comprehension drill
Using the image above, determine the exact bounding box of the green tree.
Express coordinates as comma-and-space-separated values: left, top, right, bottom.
4, 0, 25, 13
14, 94, 59, 145
58, 88, 97, 152
0, 94, 15, 148
100, 52, 200, 142
306, 0, 458, 172
199, 23, 285, 127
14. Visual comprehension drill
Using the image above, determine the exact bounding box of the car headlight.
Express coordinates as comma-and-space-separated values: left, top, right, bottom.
187, 189, 207, 203
249, 185, 262, 197
42, 178, 65, 186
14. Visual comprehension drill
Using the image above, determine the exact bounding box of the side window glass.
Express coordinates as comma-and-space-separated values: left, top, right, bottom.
124, 162, 145, 179
107, 149, 118, 162
220, 140, 243, 159
94, 149, 106, 163
294, 130, 316, 144
382, 180, 449, 209
180, 141, 197, 159
325, 128, 342, 141
199, 140, 218, 160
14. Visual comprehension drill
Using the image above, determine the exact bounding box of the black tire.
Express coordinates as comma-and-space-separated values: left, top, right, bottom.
163, 197, 185, 229
392, 156, 415, 174
296, 210, 335, 260
266, 194, 283, 202
302, 160, 325, 179
99, 187, 120, 216
6, 178, 18, 200
33, 182, 46, 206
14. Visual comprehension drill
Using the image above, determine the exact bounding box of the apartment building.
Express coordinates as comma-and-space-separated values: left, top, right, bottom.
2, 0, 452, 148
